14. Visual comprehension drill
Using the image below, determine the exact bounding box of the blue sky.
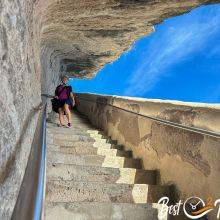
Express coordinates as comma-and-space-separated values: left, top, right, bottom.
70, 4, 220, 103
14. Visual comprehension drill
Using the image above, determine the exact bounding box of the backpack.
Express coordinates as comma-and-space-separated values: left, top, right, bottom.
51, 98, 61, 113
51, 85, 67, 113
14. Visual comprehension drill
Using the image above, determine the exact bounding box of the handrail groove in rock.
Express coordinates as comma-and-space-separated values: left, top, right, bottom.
77, 96, 220, 139
12, 97, 47, 220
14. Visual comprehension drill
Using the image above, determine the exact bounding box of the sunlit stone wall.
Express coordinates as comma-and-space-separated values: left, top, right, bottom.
76, 93, 220, 201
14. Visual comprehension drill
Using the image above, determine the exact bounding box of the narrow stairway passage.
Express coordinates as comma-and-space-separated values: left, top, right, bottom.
44, 111, 170, 220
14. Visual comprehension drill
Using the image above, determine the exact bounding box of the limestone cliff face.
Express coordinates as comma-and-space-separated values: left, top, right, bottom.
0, 0, 41, 218
38, 0, 220, 80
0, 0, 220, 218
37, 0, 220, 94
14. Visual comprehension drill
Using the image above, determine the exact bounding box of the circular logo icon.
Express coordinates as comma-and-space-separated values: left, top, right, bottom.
183, 196, 213, 219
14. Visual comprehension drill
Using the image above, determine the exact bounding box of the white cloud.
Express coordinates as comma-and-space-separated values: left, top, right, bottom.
123, 6, 220, 96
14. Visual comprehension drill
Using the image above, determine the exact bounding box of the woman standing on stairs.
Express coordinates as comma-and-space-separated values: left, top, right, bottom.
55, 75, 75, 128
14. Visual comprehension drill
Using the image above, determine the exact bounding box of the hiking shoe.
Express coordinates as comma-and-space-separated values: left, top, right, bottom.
67, 123, 72, 128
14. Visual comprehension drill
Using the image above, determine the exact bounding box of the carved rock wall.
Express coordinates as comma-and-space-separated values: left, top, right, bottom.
0, 0, 41, 218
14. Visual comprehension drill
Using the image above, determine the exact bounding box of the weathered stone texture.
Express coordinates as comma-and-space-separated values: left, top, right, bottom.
0, 0, 41, 218
76, 93, 220, 201
44, 112, 167, 219
38, 0, 220, 79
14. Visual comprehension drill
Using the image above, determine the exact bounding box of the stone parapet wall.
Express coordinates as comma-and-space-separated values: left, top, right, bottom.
76, 93, 220, 201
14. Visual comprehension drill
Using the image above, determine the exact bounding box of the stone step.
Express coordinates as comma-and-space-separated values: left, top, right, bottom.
67, 140, 123, 151
49, 132, 103, 140
47, 132, 99, 139
47, 121, 95, 127
47, 122, 97, 129
50, 136, 117, 150
47, 129, 92, 136
47, 131, 99, 140
47, 135, 95, 145
47, 121, 91, 127
47, 133, 93, 142
86, 130, 101, 134
47, 163, 157, 185
47, 141, 125, 157
74, 125, 96, 129
47, 123, 96, 131
45, 202, 161, 220
47, 151, 142, 169
47, 141, 112, 149
47, 144, 132, 157
47, 128, 98, 133
51, 118, 92, 124
47, 128, 100, 136
46, 180, 171, 203
45, 112, 169, 220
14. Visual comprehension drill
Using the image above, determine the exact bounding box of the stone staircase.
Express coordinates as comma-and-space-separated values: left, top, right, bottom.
44, 111, 170, 220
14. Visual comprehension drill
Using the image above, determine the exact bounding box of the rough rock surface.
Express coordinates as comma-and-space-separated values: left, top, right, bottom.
38, 0, 220, 79
76, 93, 220, 205
0, 0, 41, 218
1, 0, 220, 219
